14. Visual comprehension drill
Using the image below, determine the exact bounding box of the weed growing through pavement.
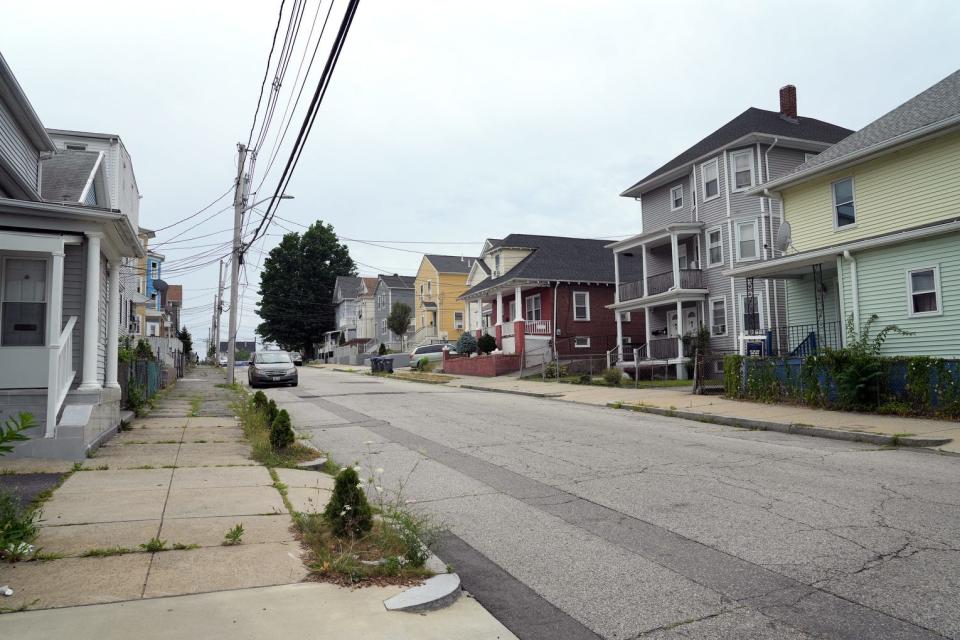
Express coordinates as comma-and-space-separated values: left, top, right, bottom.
189, 396, 203, 417
172, 543, 200, 551
223, 523, 245, 546
81, 547, 134, 558
140, 537, 167, 552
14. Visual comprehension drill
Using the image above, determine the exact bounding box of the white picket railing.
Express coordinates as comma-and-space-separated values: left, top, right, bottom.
525, 320, 551, 335
46, 316, 77, 437
502, 322, 516, 337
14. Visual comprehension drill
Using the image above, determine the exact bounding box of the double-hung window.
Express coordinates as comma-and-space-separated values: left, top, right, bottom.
573, 291, 590, 321
710, 297, 727, 336
677, 244, 688, 270
707, 227, 723, 267
493, 254, 501, 277
738, 292, 764, 334
907, 267, 941, 316
525, 294, 542, 321
701, 159, 719, 200
574, 336, 591, 349
832, 178, 856, 228
729, 149, 754, 191
1, 258, 47, 346
736, 220, 758, 261
670, 185, 684, 211
454, 311, 464, 329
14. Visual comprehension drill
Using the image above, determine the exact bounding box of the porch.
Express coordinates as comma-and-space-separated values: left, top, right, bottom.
609, 222, 706, 307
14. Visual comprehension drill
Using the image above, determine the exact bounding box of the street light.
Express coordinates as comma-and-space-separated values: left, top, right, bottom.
243, 193, 294, 213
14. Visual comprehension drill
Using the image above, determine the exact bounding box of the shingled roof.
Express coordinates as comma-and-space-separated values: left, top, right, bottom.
461, 234, 642, 299
379, 274, 415, 289
759, 69, 960, 191
621, 107, 853, 197
424, 254, 477, 274
41, 150, 101, 203
333, 276, 362, 299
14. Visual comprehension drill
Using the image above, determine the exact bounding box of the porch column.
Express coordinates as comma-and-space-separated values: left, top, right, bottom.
640, 244, 648, 297
615, 311, 623, 360
463, 301, 471, 332
676, 299, 686, 380
79, 232, 102, 390
495, 290, 503, 325
670, 232, 680, 289
644, 307, 652, 352
613, 252, 621, 303
515, 285, 522, 322
105, 261, 121, 389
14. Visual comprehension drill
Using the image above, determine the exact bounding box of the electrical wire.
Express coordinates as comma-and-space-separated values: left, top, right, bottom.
246, 0, 288, 151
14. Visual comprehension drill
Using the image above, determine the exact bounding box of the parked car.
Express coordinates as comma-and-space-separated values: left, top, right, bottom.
290, 351, 303, 366
248, 351, 298, 388
218, 355, 228, 367
408, 343, 455, 367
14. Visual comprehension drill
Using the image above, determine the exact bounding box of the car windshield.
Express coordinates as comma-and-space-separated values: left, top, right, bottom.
256, 353, 291, 364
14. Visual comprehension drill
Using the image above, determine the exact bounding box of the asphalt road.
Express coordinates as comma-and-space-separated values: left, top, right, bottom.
262, 367, 960, 640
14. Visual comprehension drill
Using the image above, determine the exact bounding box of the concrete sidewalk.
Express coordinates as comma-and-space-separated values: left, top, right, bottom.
0, 367, 516, 639
438, 372, 960, 454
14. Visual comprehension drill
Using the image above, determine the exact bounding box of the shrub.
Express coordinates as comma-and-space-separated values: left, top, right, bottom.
477, 334, 497, 354
543, 361, 568, 378
126, 383, 147, 417
269, 410, 295, 451
324, 467, 373, 538
455, 333, 478, 356
578, 373, 592, 385
0, 412, 34, 455
252, 390, 269, 411
267, 399, 279, 425
602, 367, 623, 386
135, 339, 154, 360
414, 356, 433, 372
0, 491, 40, 559
723, 354, 744, 397
378, 343, 388, 356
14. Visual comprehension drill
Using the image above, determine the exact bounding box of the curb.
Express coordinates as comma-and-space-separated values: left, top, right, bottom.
459, 384, 563, 399
608, 403, 953, 448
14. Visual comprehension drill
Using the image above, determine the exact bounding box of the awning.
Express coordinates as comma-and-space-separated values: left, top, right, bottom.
422, 301, 437, 310
128, 291, 150, 304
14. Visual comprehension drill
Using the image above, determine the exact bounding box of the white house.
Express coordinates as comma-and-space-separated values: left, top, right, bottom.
0, 52, 143, 458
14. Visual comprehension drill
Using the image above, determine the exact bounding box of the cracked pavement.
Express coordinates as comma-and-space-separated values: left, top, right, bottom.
264, 368, 960, 640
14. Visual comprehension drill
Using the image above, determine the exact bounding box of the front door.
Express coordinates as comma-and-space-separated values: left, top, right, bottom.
666, 307, 699, 337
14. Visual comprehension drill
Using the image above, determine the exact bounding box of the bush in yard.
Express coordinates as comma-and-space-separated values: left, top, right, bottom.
602, 367, 623, 386
378, 342, 388, 356
267, 399, 279, 426
324, 466, 373, 538
0, 490, 39, 560
455, 332, 477, 356
477, 334, 497, 355
269, 409, 295, 451
415, 356, 432, 372
252, 390, 268, 411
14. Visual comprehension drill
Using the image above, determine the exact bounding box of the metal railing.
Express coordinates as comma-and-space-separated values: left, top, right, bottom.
412, 324, 438, 347
767, 321, 843, 357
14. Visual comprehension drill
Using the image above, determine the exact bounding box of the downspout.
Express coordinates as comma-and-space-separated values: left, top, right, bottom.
552, 280, 559, 360
764, 139, 781, 339
757, 143, 772, 335
843, 250, 861, 331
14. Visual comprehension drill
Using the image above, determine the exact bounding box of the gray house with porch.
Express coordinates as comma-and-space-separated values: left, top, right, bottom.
608, 86, 852, 378
373, 274, 415, 351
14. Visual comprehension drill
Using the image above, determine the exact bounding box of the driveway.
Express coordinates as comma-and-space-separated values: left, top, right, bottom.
264, 367, 960, 640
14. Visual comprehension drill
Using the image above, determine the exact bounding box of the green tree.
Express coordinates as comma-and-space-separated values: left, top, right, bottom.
387, 302, 413, 351
256, 221, 355, 358
176, 327, 193, 359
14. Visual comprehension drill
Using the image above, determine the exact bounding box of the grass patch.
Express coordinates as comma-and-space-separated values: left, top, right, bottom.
81, 546, 134, 558
233, 393, 326, 468
389, 371, 454, 385
31, 551, 65, 561
172, 542, 200, 551
215, 382, 242, 391
189, 396, 203, 417
139, 537, 167, 552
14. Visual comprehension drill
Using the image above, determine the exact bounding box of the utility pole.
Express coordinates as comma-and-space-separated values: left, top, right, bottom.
226, 143, 249, 384
214, 259, 225, 361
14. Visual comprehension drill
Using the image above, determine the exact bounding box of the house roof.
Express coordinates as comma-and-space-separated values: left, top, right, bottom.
361, 277, 379, 294
621, 107, 853, 197
379, 274, 415, 289
461, 233, 643, 299
40, 151, 101, 203
334, 275, 362, 299
756, 69, 960, 193
424, 254, 477, 274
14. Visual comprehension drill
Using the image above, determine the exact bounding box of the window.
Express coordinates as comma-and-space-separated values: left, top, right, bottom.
707, 228, 723, 267
620, 311, 631, 322
65, 143, 87, 151
907, 267, 941, 316
670, 185, 683, 211
525, 294, 542, 321
574, 336, 591, 348
573, 291, 590, 320
381, 319, 387, 333
738, 292, 765, 334
710, 297, 727, 336
701, 159, 719, 200
493, 254, 501, 276
833, 178, 856, 228
1, 258, 47, 346
729, 149, 754, 191
736, 220, 758, 261
427, 281, 432, 294
454, 311, 464, 329
677, 244, 688, 270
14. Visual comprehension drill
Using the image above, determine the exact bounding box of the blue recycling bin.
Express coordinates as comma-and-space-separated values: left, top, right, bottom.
381, 356, 394, 374
370, 357, 382, 372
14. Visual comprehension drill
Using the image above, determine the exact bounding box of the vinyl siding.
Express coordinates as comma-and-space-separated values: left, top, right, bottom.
0, 99, 40, 193
640, 177, 693, 232
785, 275, 840, 326
838, 231, 960, 357
782, 130, 960, 252
63, 244, 83, 380
97, 254, 107, 383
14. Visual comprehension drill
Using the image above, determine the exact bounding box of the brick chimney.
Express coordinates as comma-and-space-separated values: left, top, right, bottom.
779, 84, 798, 121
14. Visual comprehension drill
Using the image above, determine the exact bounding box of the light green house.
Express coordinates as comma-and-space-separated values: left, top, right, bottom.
728, 69, 960, 358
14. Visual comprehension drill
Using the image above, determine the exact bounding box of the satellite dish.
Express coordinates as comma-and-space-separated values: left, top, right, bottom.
775, 221, 793, 252
153, 279, 169, 293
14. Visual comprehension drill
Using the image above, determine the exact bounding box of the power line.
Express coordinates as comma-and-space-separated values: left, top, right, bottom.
246, 0, 288, 151
151, 187, 234, 233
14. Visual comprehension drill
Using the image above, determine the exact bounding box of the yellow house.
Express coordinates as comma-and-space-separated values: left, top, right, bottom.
412, 255, 477, 347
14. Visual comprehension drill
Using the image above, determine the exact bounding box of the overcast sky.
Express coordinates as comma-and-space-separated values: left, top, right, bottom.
3, 1, 958, 346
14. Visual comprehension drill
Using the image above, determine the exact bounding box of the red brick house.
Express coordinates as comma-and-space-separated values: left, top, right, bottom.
450, 234, 644, 375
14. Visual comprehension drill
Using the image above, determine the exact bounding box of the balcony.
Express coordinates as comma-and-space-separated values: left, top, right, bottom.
620, 269, 704, 301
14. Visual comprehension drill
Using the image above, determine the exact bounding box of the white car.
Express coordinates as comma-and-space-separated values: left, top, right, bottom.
409, 343, 455, 367
218, 356, 228, 367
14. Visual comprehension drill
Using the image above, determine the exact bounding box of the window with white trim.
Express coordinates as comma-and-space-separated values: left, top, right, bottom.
832, 178, 856, 228
1, 258, 47, 346
729, 149, 754, 191
454, 311, 464, 329
670, 185, 683, 211
574, 336, 591, 348
573, 291, 590, 321
736, 220, 758, 261
508, 300, 517, 321
620, 311, 631, 322
493, 254, 501, 276
710, 297, 727, 336
738, 291, 765, 334
677, 243, 688, 270
701, 159, 719, 200
707, 228, 723, 267
381, 319, 387, 333
907, 267, 941, 316
525, 294, 542, 321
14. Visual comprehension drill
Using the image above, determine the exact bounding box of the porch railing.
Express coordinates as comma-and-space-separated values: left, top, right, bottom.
502, 322, 516, 337
648, 337, 679, 360
412, 324, 438, 347
622, 269, 705, 299
768, 321, 842, 357
45, 316, 77, 437
525, 319, 551, 335
619, 280, 644, 301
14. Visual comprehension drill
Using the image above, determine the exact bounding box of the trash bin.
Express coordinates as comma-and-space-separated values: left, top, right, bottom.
381, 356, 394, 374
370, 357, 381, 372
